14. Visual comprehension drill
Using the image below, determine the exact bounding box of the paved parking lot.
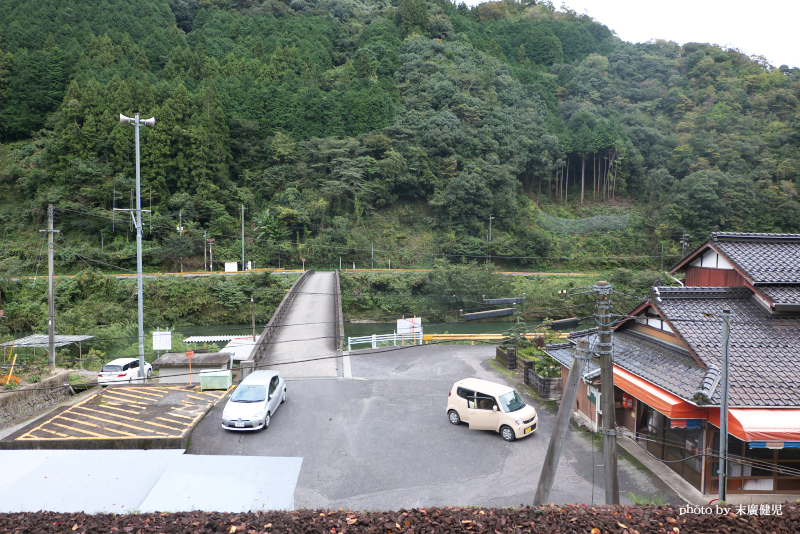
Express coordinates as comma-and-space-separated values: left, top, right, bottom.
4, 386, 229, 446
188, 345, 679, 510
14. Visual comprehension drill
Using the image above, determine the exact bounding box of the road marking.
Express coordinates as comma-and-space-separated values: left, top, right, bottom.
94, 405, 141, 415
73, 409, 182, 433
156, 417, 187, 425
59, 416, 137, 437
49, 422, 106, 438
19, 394, 95, 439
103, 390, 156, 402
166, 412, 196, 419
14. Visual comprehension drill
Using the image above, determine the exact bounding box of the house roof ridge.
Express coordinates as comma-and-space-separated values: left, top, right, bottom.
654, 286, 752, 298
711, 232, 800, 242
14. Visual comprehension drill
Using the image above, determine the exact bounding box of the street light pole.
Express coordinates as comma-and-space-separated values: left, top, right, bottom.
120, 112, 155, 380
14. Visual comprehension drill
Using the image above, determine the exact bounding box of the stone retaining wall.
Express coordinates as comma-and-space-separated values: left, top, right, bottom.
0, 371, 71, 427
526, 366, 562, 400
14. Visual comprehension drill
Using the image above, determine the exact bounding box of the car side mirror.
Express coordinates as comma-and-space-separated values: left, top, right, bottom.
492, 405, 497, 412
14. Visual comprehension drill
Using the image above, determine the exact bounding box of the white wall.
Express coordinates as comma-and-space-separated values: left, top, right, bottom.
689, 248, 733, 269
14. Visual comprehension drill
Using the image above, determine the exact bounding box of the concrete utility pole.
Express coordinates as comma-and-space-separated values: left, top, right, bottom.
241, 204, 246, 270
119, 112, 155, 380
371, 242, 374, 270
533, 338, 591, 505
178, 211, 184, 273
204, 230, 207, 271
719, 309, 732, 503
595, 280, 620, 505
39, 204, 60, 372
487, 214, 495, 265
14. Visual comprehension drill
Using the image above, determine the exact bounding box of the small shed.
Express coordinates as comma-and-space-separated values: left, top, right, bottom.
152, 351, 232, 384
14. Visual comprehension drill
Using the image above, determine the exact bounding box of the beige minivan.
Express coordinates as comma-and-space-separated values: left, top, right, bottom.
446, 378, 538, 441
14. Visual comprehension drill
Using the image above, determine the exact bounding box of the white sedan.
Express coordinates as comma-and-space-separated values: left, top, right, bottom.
98, 358, 153, 385
222, 370, 286, 431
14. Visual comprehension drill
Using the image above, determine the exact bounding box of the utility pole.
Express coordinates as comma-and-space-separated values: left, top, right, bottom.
119, 112, 155, 380
487, 214, 495, 265
595, 280, 619, 505
39, 205, 60, 372
251, 296, 256, 342
371, 242, 374, 270
204, 230, 207, 271
533, 338, 591, 505
241, 204, 246, 271
177, 211, 184, 273
660, 243, 664, 271
209, 239, 214, 272
719, 309, 732, 503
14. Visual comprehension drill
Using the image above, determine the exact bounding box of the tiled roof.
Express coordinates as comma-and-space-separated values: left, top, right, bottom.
757, 286, 800, 305
709, 234, 800, 284
545, 331, 705, 402
655, 291, 800, 407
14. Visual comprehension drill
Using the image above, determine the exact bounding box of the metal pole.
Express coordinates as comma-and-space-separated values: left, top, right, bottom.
719, 309, 731, 503
371, 242, 373, 270
660, 243, 664, 271
204, 231, 207, 271
134, 113, 145, 380
251, 296, 256, 342
179, 210, 183, 273
47, 205, 56, 372
595, 280, 619, 504
533, 338, 591, 505
210, 240, 213, 271
241, 204, 245, 271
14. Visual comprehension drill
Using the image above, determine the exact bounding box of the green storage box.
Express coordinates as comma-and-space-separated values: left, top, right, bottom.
200, 369, 232, 391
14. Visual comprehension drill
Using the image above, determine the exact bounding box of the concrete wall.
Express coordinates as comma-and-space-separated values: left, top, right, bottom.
0, 371, 71, 427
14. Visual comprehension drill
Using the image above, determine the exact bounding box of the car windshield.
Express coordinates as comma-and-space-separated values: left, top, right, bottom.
230, 385, 267, 403
102, 365, 122, 373
498, 391, 525, 413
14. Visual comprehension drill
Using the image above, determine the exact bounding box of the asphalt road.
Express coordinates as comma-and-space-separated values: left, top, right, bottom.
187, 345, 679, 510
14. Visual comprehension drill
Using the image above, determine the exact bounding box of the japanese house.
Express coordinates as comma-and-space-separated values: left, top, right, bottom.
545, 233, 800, 497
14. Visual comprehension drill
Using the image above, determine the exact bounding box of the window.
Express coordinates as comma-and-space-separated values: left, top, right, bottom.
130, 360, 139, 369
231, 385, 267, 403
102, 365, 122, 373
498, 391, 525, 413
457, 387, 474, 400
269, 376, 279, 396
122, 363, 130, 371
471, 392, 497, 411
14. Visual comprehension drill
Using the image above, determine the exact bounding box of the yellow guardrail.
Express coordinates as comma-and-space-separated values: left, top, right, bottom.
421, 333, 570, 344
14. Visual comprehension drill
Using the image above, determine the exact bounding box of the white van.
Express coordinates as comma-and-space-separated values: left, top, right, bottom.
221, 370, 286, 431
446, 378, 538, 441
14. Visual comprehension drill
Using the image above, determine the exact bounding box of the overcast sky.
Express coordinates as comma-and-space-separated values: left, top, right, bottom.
460, 1, 799, 69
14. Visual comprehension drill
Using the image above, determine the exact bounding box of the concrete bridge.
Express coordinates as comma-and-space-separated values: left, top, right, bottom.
247, 270, 344, 379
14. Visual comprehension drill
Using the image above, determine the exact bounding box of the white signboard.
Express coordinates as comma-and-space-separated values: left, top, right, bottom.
397, 317, 422, 335
225, 261, 239, 273
153, 330, 172, 351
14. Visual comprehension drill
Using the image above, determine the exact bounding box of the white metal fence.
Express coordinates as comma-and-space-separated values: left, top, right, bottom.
347, 332, 422, 350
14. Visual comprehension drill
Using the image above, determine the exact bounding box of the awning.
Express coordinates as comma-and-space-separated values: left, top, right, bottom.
708, 408, 800, 443
613, 367, 707, 419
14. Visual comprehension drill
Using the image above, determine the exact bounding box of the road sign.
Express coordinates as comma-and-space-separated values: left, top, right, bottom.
186, 350, 194, 359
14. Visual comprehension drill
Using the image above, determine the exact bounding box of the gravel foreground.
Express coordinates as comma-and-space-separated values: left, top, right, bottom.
1, 503, 798, 534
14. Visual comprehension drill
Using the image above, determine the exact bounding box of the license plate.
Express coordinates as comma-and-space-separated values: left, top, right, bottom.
235, 422, 244, 428
524, 426, 532, 434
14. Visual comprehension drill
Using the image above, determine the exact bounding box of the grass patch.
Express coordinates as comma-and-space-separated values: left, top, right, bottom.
626, 491, 668, 506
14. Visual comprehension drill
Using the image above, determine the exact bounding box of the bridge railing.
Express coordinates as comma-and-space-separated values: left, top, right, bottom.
347, 332, 422, 350
247, 269, 315, 370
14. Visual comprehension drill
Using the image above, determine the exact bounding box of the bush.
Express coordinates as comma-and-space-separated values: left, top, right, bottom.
28, 374, 42, 383
0, 375, 21, 387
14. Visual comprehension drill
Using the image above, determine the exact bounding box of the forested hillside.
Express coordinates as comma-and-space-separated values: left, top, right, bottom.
1, 0, 799, 276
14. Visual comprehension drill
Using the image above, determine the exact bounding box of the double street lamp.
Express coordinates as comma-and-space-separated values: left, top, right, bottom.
119, 113, 155, 380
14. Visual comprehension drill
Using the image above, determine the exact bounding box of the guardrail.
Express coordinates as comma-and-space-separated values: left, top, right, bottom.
348, 332, 422, 350
333, 270, 344, 351
249, 269, 315, 367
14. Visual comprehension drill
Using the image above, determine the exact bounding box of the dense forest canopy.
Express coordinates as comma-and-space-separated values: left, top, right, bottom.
1, 0, 799, 276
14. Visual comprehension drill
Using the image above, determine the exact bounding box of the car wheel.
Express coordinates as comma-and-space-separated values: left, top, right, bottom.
281, 389, 286, 404
264, 412, 270, 430
448, 410, 461, 425
500, 425, 516, 442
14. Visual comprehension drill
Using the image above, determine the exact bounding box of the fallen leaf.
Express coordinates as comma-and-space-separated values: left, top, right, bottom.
265, 524, 272, 528
229, 527, 236, 533
347, 519, 357, 525
569, 518, 578, 522
618, 523, 628, 529
72, 525, 79, 531
591, 529, 600, 534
